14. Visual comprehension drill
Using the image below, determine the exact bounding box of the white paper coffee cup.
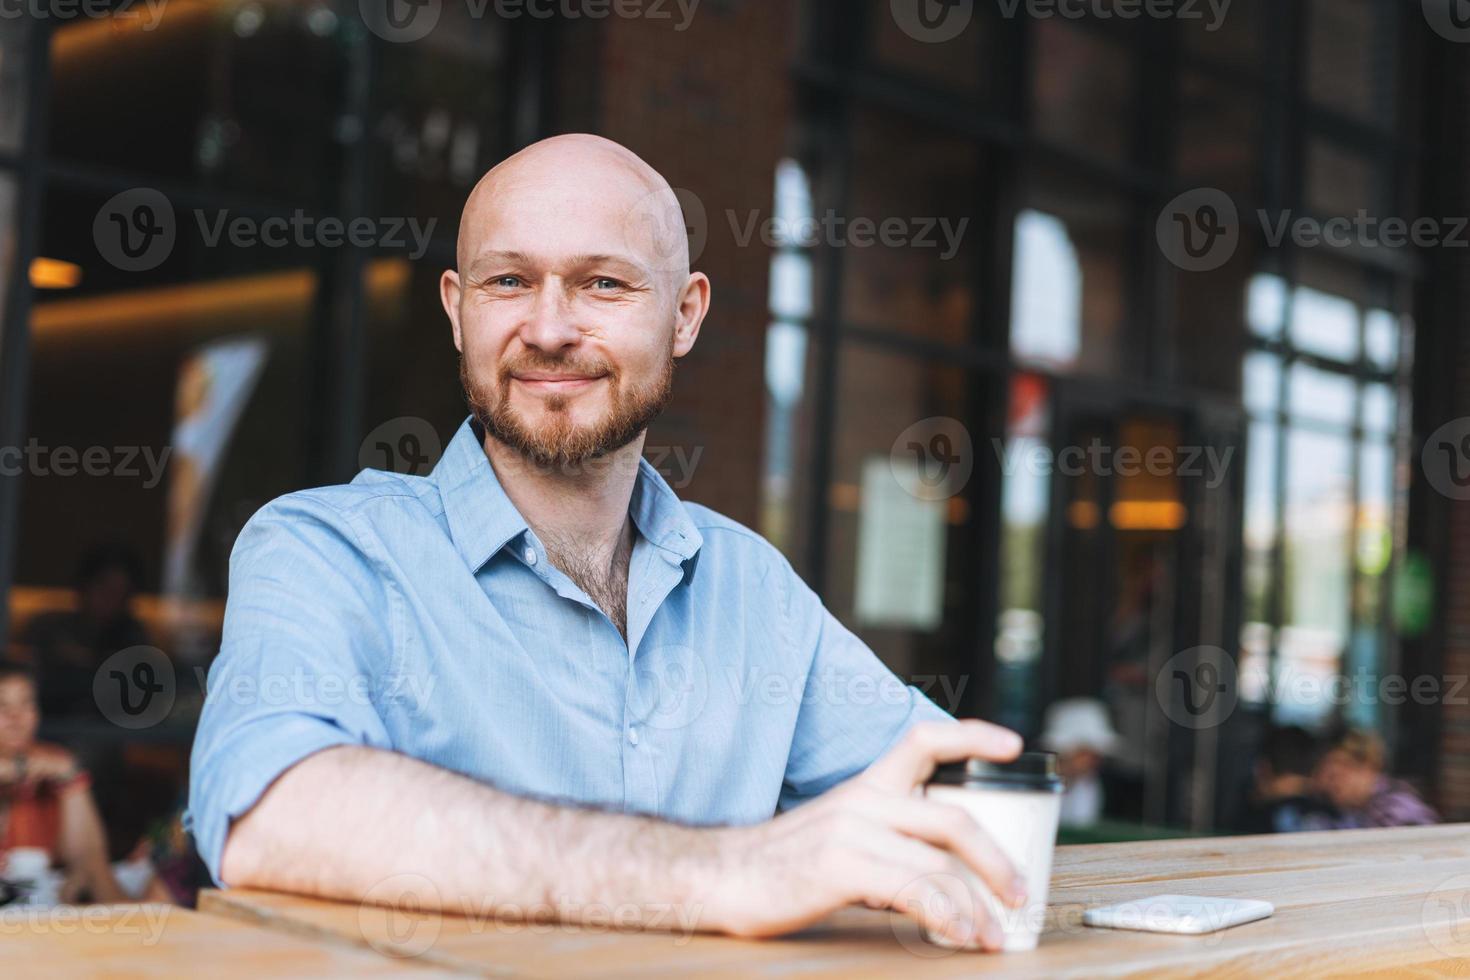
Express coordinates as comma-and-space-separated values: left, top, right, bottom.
921, 751, 1064, 952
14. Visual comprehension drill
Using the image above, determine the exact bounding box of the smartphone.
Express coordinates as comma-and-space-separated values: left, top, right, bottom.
1082, 894, 1275, 935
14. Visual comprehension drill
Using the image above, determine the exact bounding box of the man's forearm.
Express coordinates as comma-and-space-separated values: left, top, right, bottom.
220, 746, 734, 930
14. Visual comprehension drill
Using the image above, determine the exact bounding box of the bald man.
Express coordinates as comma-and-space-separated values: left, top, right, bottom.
187, 135, 1026, 951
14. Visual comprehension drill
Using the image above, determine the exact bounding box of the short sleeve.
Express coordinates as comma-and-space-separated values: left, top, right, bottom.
185, 495, 394, 885
777, 562, 952, 808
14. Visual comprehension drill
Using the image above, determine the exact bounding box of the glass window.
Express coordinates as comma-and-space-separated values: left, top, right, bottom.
0, 19, 27, 153
1182, 0, 1264, 73
1277, 427, 1354, 725
1032, 21, 1135, 164
1010, 173, 1129, 375
1364, 308, 1400, 369
839, 110, 979, 345
1306, 0, 1395, 126
864, 0, 990, 99
1243, 350, 1281, 415
48, 1, 346, 203
1174, 71, 1258, 197
823, 343, 979, 695
993, 373, 1050, 734
13, 179, 318, 664
1247, 273, 1288, 340
1288, 362, 1357, 428
1306, 138, 1379, 221
1291, 283, 1360, 364
374, 15, 509, 237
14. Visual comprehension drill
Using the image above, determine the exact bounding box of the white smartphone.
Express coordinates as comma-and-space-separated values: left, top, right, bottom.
1082, 894, 1275, 935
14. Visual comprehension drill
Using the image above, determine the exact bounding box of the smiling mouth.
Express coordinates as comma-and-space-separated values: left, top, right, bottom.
512, 374, 607, 394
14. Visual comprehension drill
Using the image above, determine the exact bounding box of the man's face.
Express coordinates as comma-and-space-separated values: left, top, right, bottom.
445, 143, 703, 469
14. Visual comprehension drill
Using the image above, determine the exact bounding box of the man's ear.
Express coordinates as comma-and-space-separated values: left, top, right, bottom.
441, 268, 464, 352
672, 271, 711, 358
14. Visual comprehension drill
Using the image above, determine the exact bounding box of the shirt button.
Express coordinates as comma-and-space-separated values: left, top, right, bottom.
524, 547, 537, 566
627, 726, 639, 746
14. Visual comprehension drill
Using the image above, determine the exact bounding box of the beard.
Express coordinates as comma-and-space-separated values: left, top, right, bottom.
461, 346, 674, 469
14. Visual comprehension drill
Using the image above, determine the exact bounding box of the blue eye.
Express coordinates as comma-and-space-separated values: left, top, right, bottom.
494, 276, 522, 288
593, 278, 622, 290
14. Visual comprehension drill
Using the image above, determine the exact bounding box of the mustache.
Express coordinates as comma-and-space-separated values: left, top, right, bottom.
497, 352, 615, 382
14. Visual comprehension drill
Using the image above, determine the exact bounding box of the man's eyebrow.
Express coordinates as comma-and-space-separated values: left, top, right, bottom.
465, 250, 650, 278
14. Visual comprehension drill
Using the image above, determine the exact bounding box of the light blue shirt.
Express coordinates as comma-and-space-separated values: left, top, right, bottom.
186, 419, 949, 883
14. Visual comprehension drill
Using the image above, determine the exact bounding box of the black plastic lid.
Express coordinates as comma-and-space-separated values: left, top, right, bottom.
927, 751, 1064, 793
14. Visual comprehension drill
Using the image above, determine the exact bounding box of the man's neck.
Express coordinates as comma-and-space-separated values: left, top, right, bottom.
482, 432, 644, 636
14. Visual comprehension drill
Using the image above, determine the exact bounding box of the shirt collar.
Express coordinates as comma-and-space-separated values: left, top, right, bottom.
433, 418, 703, 574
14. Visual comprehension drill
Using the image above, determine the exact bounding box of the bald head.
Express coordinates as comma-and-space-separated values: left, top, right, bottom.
456, 134, 690, 291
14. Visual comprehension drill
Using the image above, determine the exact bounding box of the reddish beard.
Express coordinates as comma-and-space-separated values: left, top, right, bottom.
461, 349, 674, 468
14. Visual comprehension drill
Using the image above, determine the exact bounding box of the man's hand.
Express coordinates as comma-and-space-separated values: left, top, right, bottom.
704, 720, 1026, 950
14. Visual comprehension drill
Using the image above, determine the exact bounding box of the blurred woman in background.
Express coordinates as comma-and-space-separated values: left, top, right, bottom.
0, 660, 127, 904
1307, 728, 1439, 830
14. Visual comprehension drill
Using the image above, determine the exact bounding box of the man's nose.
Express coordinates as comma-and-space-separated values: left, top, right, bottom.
519, 282, 582, 353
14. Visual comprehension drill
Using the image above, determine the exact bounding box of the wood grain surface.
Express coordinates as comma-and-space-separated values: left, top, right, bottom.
196, 824, 1470, 978
0, 902, 456, 979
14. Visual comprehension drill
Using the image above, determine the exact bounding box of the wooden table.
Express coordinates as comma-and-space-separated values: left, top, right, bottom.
0, 902, 456, 978
198, 824, 1470, 978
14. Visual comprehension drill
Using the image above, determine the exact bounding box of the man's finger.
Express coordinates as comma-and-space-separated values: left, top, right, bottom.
842, 843, 1001, 950
862, 719, 1023, 791
867, 794, 1024, 907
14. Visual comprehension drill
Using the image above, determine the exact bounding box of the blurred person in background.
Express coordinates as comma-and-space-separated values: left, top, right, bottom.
1237, 724, 1335, 834
16, 544, 152, 718
1306, 728, 1438, 830
0, 661, 127, 905
1039, 698, 1119, 827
